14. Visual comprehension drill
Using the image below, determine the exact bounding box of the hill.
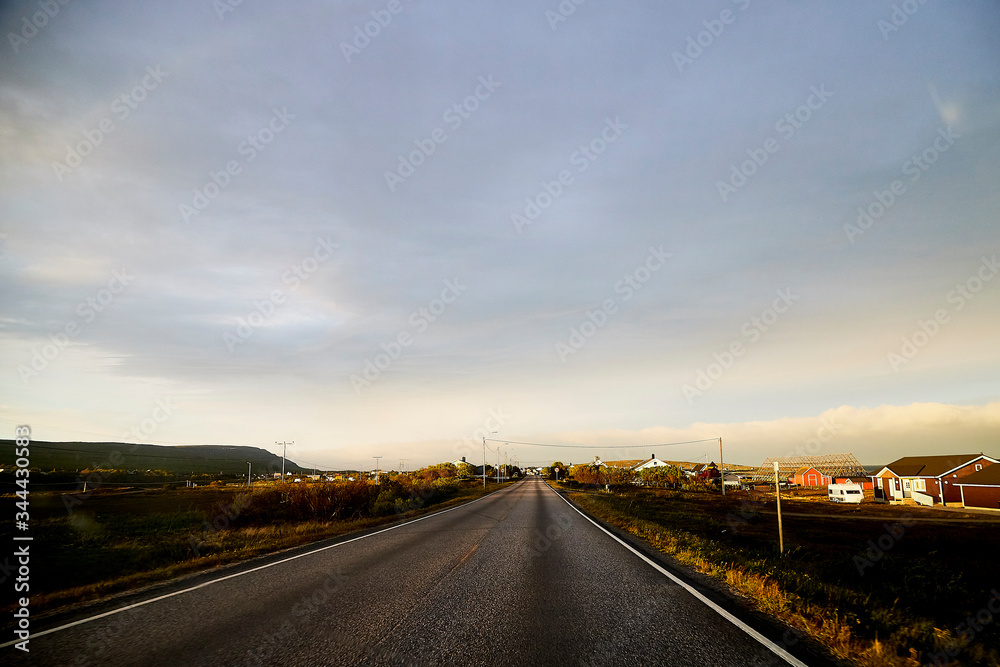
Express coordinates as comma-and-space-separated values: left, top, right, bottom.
0, 440, 302, 475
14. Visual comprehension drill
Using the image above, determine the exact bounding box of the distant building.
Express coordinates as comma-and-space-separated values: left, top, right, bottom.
691, 462, 720, 479
792, 466, 831, 488
632, 454, 670, 472
832, 475, 873, 490
751, 453, 866, 483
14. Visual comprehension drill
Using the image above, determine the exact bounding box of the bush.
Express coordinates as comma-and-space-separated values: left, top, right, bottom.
230, 481, 380, 524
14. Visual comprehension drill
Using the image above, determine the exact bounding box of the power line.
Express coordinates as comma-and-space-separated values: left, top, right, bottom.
483, 437, 718, 449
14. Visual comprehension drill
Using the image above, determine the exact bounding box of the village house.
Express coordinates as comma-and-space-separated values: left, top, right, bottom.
791, 466, 831, 488
632, 454, 670, 472
688, 462, 720, 479
871, 453, 998, 506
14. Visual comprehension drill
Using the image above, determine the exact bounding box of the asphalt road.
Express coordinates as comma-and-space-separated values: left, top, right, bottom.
6, 478, 812, 666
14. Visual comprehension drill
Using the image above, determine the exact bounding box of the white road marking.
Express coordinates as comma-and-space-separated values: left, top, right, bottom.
0, 486, 509, 649
548, 482, 810, 667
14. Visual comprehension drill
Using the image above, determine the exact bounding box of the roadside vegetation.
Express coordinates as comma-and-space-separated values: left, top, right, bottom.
555, 477, 999, 667
0, 463, 513, 615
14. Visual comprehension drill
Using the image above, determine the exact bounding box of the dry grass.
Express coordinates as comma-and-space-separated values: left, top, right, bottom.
567, 489, 997, 667
2, 479, 508, 616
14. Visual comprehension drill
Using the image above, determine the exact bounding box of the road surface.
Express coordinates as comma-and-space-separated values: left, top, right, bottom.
6, 477, 813, 666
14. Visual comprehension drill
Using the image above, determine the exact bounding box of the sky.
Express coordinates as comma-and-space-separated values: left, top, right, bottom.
2, 1, 999, 472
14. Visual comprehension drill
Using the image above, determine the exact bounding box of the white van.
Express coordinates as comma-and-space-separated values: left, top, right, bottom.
828, 482, 864, 504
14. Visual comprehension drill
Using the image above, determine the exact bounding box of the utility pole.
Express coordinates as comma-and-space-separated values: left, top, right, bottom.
276, 441, 293, 482
774, 461, 784, 554
373, 456, 382, 485
720, 437, 725, 496
496, 449, 500, 484
247, 461, 252, 488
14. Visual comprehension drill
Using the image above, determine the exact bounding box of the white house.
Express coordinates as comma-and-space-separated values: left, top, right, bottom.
632, 454, 670, 472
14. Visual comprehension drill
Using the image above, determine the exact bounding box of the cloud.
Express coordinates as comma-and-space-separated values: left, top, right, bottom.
1, 2, 999, 468
531, 402, 1000, 468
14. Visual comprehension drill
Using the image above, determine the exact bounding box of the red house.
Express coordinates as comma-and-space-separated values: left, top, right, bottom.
872, 454, 998, 506
692, 462, 720, 480
792, 466, 830, 487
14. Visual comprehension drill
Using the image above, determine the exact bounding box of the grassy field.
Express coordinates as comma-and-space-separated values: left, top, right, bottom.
0, 478, 508, 614
561, 483, 1000, 667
